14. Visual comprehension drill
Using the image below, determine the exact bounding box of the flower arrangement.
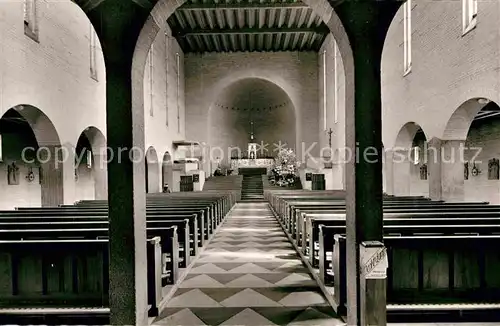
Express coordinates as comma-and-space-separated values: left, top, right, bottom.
270, 148, 300, 187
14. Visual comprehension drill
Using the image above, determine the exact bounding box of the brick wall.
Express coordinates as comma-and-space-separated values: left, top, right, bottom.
318, 33, 346, 189
0, 1, 107, 207
184, 51, 319, 169
380, 0, 500, 200
0, 1, 182, 207
143, 25, 186, 190
382, 0, 500, 148
464, 118, 500, 204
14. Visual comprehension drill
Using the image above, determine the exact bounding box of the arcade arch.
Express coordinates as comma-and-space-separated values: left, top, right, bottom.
161, 151, 172, 192
74, 126, 107, 200
0, 105, 63, 209
444, 98, 500, 203
388, 122, 429, 196
145, 146, 160, 193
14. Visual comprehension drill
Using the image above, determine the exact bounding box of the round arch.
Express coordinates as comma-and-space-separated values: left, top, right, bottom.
390, 121, 429, 198
442, 98, 494, 141
74, 126, 107, 200
145, 146, 160, 193
7, 104, 61, 146
161, 151, 172, 192
80, 126, 106, 154
394, 121, 429, 149
0, 104, 63, 208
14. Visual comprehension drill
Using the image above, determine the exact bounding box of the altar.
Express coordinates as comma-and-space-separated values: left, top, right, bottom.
230, 158, 274, 174
230, 121, 275, 174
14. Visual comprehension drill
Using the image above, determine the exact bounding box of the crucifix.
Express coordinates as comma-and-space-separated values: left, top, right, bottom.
327, 128, 333, 147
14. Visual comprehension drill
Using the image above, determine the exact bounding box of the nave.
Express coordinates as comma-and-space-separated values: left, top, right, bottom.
155, 202, 344, 325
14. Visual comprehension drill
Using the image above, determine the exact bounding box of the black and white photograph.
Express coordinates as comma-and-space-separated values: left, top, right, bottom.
0, 0, 499, 325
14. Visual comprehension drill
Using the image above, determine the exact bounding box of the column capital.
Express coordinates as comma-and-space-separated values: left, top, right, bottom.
334, 1, 402, 53
427, 137, 442, 148
77, 0, 158, 67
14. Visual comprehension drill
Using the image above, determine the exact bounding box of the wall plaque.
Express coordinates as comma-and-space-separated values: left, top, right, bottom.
488, 158, 499, 180
305, 173, 312, 181
7, 162, 19, 185
193, 174, 199, 183
419, 164, 427, 180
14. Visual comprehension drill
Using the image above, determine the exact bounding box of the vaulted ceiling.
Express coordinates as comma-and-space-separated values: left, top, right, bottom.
167, 0, 330, 53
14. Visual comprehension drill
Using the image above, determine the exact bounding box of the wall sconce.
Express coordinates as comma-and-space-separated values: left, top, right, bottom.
26, 167, 35, 182
471, 162, 481, 176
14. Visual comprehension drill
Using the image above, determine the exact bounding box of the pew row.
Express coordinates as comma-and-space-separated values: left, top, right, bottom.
0, 192, 237, 322
266, 190, 500, 321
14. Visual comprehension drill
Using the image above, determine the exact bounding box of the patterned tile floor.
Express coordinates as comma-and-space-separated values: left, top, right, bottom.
153, 202, 345, 326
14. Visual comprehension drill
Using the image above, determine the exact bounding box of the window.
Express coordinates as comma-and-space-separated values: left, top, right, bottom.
403, 0, 412, 75
86, 150, 92, 169
23, 0, 38, 41
165, 34, 169, 127
412, 146, 420, 165
90, 26, 98, 81
322, 50, 327, 131
463, 0, 477, 35
333, 40, 338, 124
176, 52, 180, 133
149, 45, 154, 117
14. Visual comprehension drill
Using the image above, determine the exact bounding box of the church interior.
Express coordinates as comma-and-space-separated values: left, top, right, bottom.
1, 0, 500, 325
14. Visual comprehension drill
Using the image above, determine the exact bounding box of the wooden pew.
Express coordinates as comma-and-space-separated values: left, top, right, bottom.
326, 233, 500, 314
0, 219, 186, 271
267, 190, 500, 318
273, 197, 460, 230
0, 192, 236, 321
298, 210, 500, 257
0, 237, 163, 316
307, 215, 500, 266
288, 203, 495, 243
9, 208, 207, 249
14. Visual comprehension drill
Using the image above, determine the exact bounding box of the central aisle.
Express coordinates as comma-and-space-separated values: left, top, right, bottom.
154, 202, 344, 325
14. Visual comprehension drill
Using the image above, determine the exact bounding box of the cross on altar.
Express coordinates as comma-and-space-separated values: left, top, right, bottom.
327, 128, 333, 147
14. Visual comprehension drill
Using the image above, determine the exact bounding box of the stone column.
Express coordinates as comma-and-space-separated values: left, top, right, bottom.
392, 148, 411, 196
37, 145, 65, 207
427, 137, 442, 200
334, 2, 401, 324
81, 4, 151, 324
383, 150, 394, 195
427, 138, 465, 202
93, 153, 108, 200
105, 50, 148, 324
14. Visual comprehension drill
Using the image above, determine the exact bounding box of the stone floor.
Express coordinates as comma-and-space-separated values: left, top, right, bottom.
153, 202, 344, 325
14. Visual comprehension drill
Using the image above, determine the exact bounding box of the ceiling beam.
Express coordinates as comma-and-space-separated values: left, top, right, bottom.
178, 1, 309, 10
177, 26, 328, 37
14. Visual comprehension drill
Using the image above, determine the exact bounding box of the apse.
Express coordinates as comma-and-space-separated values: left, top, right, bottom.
208, 78, 296, 160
